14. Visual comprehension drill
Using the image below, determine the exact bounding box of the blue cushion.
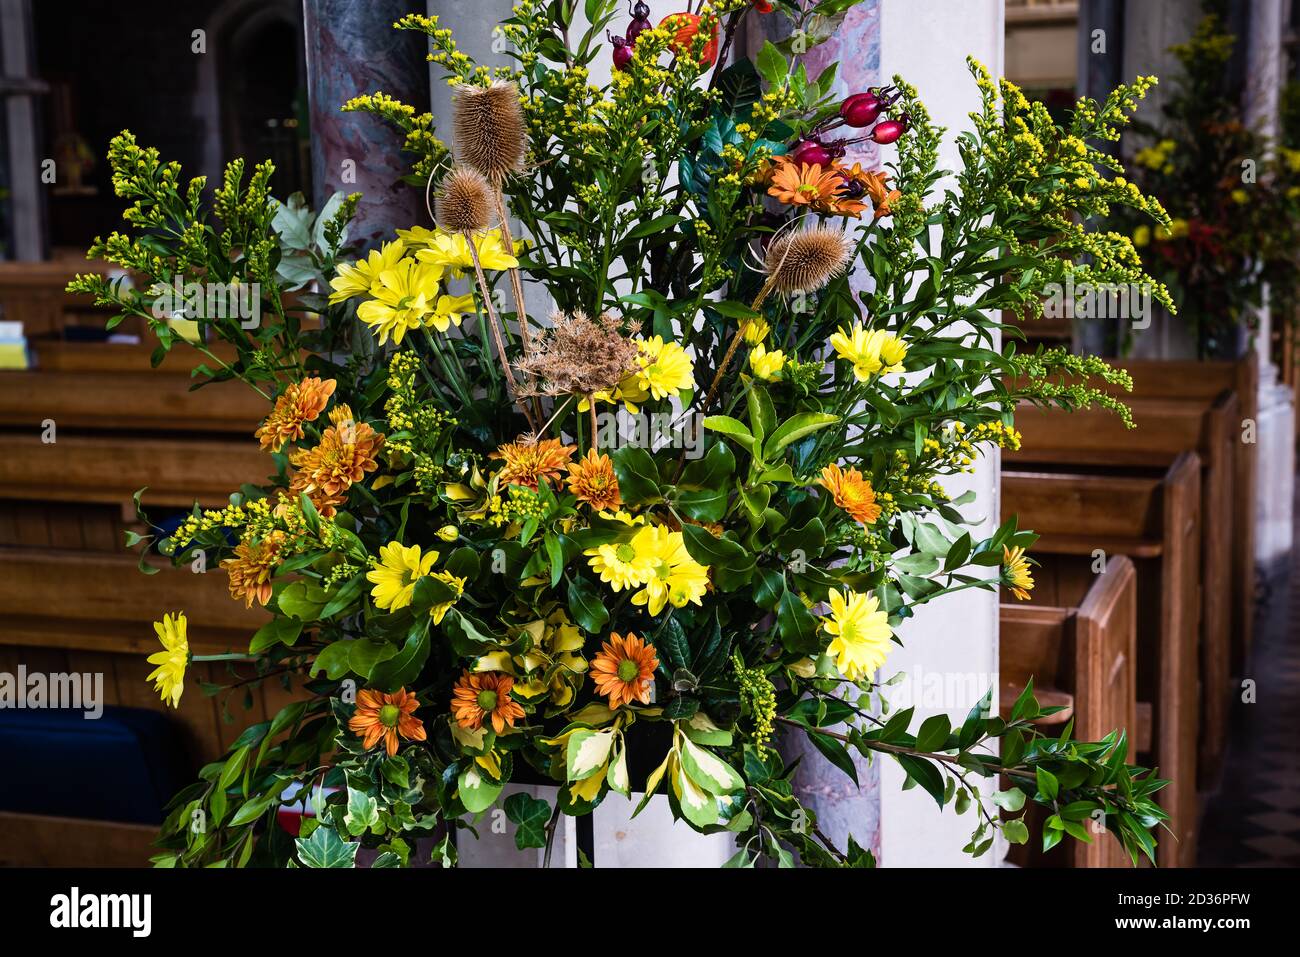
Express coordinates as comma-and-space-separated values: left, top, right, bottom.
0, 706, 190, 824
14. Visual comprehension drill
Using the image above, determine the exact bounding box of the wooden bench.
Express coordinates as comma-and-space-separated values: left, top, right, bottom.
1001, 555, 1137, 867
1009, 396, 1235, 786
1002, 456, 1201, 867
1105, 357, 1257, 675
1, 342, 266, 433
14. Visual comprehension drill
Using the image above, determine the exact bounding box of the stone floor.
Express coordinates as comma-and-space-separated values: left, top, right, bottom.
1197, 522, 1300, 867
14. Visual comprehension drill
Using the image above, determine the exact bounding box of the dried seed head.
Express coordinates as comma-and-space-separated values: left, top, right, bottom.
452, 80, 528, 184
437, 167, 493, 234
516, 310, 639, 399
764, 225, 853, 295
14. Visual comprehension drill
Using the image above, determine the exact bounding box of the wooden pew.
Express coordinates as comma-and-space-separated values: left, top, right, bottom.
1002, 456, 1201, 867
1106, 357, 1257, 675
1, 342, 267, 433
1009, 396, 1235, 786
1001, 555, 1137, 868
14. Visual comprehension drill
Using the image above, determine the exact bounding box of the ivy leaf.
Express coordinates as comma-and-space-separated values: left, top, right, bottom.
296, 825, 358, 868
504, 792, 551, 850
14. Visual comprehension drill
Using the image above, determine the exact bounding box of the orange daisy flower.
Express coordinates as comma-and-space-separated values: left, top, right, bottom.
348, 687, 427, 756
590, 632, 658, 709
221, 530, 286, 608
767, 157, 845, 209
819, 463, 882, 525
450, 671, 527, 734
860, 168, 902, 219
492, 436, 575, 490
254, 377, 337, 452
566, 448, 622, 511
288, 404, 384, 517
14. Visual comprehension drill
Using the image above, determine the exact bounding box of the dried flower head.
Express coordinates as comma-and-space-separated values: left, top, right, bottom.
452, 80, 528, 184
516, 310, 639, 398
765, 225, 853, 295
437, 166, 493, 234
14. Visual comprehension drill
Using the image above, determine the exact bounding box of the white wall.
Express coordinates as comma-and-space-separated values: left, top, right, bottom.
876, 0, 1005, 869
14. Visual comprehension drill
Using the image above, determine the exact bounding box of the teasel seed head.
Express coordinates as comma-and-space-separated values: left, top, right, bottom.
437, 166, 494, 234
764, 225, 854, 295
452, 80, 528, 185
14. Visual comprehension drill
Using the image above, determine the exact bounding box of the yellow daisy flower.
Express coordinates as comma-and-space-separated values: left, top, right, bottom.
633, 336, 695, 400
749, 343, 787, 381
821, 589, 892, 682
585, 540, 654, 592
628, 525, 710, 616
328, 240, 405, 304
430, 292, 477, 332
429, 571, 466, 625
828, 323, 908, 381
146, 612, 189, 708
356, 259, 445, 346
1002, 546, 1035, 601
367, 541, 439, 612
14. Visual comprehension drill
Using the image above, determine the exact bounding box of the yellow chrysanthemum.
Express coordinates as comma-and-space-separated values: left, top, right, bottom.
328, 240, 405, 304
749, 343, 787, 381
146, 612, 189, 708
821, 589, 893, 682
1003, 546, 1035, 601
742, 318, 770, 345
628, 525, 710, 616
828, 323, 908, 381
414, 229, 519, 274
585, 540, 654, 592
367, 541, 439, 612
356, 259, 446, 345
633, 336, 695, 400
430, 292, 477, 332
429, 570, 466, 625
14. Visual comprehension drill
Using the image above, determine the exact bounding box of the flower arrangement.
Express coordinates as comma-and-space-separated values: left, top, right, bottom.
72, 0, 1174, 868
1115, 12, 1300, 357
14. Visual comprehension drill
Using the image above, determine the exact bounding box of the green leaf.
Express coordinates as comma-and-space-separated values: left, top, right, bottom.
896, 754, 945, 807
1002, 819, 1029, 845
1036, 766, 1060, 802
756, 40, 788, 86
457, 764, 503, 814
680, 524, 754, 589
992, 788, 1027, 813
368, 628, 431, 691
703, 415, 755, 453
763, 413, 839, 460
296, 825, 358, 868
612, 445, 661, 505
249, 617, 302, 655
679, 737, 745, 796
504, 792, 551, 850
348, 639, 399, 679
776, 587, 820, 654
566, 575, 610, 633
915, 713, 952, 753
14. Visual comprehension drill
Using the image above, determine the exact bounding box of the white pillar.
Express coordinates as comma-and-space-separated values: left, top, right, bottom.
875, 0, 1004, 868
1243, 0, 1296, 572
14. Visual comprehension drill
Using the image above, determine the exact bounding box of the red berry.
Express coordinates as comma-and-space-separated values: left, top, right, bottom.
841, 92, 883, 128
791, 140, 831, 166
871, 118, 908, 144
613, 42, 633, 70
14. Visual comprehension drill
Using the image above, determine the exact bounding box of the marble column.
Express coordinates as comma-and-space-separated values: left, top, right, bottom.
875, 0, 1004, 868
303, 0, 430, 248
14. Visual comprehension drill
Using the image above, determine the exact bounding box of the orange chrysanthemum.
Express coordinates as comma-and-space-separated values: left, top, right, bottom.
859, 168, 902, 219
566, 448, 622, 511
288, 404, 384, 517
450, 671, 527, 734
590, 632, 658, 709
768, 157, 845, 209
492, 437, 575, 490
221, 530, 287, 608
348, 687, 427, 756
254, 377, 337, 452
819, 463, 882, 525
